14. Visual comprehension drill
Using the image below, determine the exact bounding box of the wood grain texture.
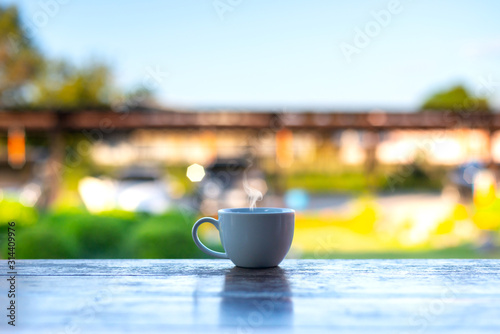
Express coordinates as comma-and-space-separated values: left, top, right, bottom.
0, 259, 499, 333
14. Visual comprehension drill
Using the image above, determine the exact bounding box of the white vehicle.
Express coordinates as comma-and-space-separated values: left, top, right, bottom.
79, 167, 170, 214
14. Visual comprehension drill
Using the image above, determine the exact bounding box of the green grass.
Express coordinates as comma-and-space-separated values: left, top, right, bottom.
303, 245, 500, 259
282, 165, 446, 194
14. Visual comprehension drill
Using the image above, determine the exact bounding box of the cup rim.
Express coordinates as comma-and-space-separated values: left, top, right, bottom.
218, 207, 295, 214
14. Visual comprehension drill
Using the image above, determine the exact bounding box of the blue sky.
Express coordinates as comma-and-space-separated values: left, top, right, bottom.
3, 0, 500, 110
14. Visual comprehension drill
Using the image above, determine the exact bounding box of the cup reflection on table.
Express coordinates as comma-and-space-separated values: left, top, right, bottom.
219, 266, 293, 329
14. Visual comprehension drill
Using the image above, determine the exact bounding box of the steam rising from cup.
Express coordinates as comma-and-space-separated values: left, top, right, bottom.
243, 175, 263, 210
242, 157, 263, 210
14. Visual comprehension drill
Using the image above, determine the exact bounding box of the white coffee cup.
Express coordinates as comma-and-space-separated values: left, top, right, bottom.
192, 208, 295, 268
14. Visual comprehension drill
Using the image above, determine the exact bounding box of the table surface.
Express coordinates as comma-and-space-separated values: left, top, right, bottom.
1, 259, 499, 333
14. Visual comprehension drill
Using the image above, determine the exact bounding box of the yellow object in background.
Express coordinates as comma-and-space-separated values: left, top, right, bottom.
472, 170, 500, 230
473, 170, 497, 208
473, 210, 500, 230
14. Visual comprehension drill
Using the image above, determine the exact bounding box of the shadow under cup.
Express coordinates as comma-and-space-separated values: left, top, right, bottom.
192, 208, 295, 268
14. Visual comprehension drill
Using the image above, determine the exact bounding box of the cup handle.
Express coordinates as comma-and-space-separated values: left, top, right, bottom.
192, 217, 229, 259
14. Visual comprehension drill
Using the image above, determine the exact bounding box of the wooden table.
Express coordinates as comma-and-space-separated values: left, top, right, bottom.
1, 259, 499, 333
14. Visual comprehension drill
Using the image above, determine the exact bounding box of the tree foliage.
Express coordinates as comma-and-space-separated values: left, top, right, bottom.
0, 4, 152, 110
31, 59, 114, 109
421, 85, 490, 112
0, 5, 42, 107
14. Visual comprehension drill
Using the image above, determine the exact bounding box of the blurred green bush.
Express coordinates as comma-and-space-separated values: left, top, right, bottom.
14, 225, 79, 259
125, 213, 200, 259
0, 202, 207, 259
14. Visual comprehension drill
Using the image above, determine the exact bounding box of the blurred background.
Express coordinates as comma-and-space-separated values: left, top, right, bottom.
1, 0, 499, 259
